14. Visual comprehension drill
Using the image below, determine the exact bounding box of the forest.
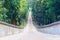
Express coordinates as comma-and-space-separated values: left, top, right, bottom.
0, 0, 60, 28
32, 0, 60, 26
0, 0, 29, 28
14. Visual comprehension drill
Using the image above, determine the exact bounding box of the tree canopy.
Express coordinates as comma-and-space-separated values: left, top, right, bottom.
32, 0, 60, 27
0, 0, 28, 28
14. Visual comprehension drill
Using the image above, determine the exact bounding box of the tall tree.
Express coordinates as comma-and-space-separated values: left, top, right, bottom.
32, 0, 60, 27
0, 0, 7, 21
4, 0, 29, 27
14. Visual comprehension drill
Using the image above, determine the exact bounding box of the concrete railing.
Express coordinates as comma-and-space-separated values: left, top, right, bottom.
35, 21, 60, 28
43, 21, 60, 27
0, 21, 20, 28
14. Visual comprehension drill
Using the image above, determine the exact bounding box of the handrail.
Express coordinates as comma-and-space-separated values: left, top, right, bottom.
43, 21, 60, 27
0, 21, 20, 28
35, 21, 60, 28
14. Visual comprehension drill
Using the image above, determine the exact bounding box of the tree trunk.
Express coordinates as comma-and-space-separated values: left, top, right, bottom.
11, 19, 17, 25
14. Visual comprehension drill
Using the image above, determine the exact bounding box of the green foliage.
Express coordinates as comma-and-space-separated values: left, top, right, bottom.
0, 0, 28, 28
17, 0, 28, 27
32, 0, 60, 27
0, 0, 8, 21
